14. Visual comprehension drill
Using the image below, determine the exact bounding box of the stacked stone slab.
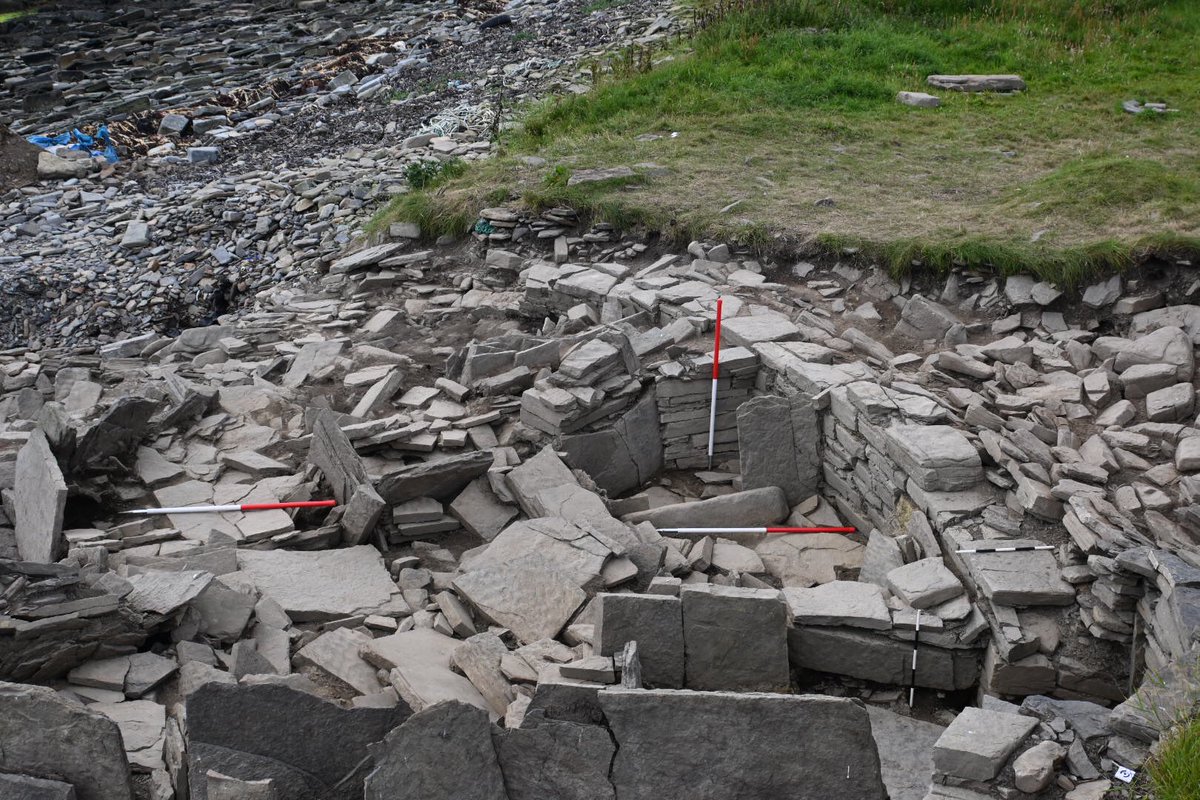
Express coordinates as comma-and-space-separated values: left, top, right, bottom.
657, 348, 758, 469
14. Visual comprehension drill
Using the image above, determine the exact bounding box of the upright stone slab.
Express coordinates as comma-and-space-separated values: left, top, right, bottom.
0, 681, 134, 800
493, 719, 616, 800
600, 690, 886, 800
308, 412, 383, 545
14, 430, 68, 563
561, 389, 664, 496
186, 682, 408, 800
0, 773, 77, 799
737, 394, 820, 505
680, 585, 789, 691
364, 701, 507, 800
594, 593, 684, 688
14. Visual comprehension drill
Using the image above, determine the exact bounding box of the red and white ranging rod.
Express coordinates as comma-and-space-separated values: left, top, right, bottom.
657, 526, 857, 535
122, 500, 337, 516
706, 297, 724, 469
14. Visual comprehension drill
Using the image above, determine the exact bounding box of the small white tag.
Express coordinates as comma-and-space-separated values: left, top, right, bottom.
1113, 765, 1136, 783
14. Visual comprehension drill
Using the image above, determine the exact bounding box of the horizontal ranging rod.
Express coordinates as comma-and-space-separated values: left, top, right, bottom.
955, 545, 1055, 554
122, 500, 338, 516
657, 526, 857, 535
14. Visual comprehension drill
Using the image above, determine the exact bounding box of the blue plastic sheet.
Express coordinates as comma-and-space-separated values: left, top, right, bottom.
27, 125, 119, 163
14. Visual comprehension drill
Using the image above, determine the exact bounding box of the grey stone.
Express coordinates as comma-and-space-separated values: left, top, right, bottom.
866, 705, 945, 800
494, 719, 616, 800
756, 532, 865, 588
681, 585, 789, 691
721, 314, 800, 348
783, 581, 891, 630
14, 430, 67, 563
1012, 741, 1065, 793
1020, 695, 1111, 741
787, 626, 978, 690
362, 629, 491, 714
186, 681, 407, 800
1082, 276, 1121, 308
959, 542, 1075, 606
0, 773, 77, 799
624, 487, 788, 528
452, 633, 516, 716
124, 652, 178, 698
294, 627, 383, 696
91, 700, 165, 772
884, 426, 982, 492
594, 593, 684, 688
561, 390, 663, 496
0, 681, 134, 800
450, 477, 518, 542
236, 546, 397, 622
737, 395, 820, 505
601, 689, 886, 800
205, 772, 275, 800
897, 91, 940, 108
124, 570, 214, 616
453, 556, 586, 644
932, 707, 1038, 780
894, 295, 960, 341
860, 530, 905, 587
376, 450, 493, 504
927, 74, 1026, 92
70, 397, 159, 472
886, 558, 964, 609
364, 701, 506, 800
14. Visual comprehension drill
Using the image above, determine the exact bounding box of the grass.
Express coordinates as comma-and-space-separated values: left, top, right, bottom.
0, 9, 31, 23
372, 0, 1200, 284
1146, 714, 1200, 800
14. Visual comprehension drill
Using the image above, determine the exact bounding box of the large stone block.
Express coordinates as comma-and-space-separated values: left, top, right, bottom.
0, 680, 134, 800
600, 689, 886, 800
594, 593, 684, 688
561, 389, 663, 497
186, 682, 408, 800
680, 585, 789, 691
364, 701, 506, 800
737, 395, 820, 505
493, 719, 616, 800
624, 487, 788, 529
884, 425, 982, 492
236, 546, 398, 622
787, 626, 980, 691
932, 707, 1037, 781
13, 430, 67, 563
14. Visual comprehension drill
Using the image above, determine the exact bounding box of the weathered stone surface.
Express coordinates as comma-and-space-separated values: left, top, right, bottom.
594, 593, 684, 688
886, 558, 964, 608
721, 313, 800, 348
0, 773, 77, 799
494, 719, 616, 800
0, 681, 134, 800
787, 626, 980, 691
205, 772, 276, 800
124, 569, 214, 615
783, 581, 891, 630
14, 430, 67, 563
561, 389, 663, 496
69, 397, 159, 472
307, 412, 382, 545
454, 557, 586, 644
680, 585, 789, 691
362, 629, 491, 714
449, 477, 518, 542
866, 706, 945, 800
884, 426, 982, 492
294, 627, 383, 696
364, 701, 507, 800
894, 295, 960, 341
186, 682, 407, 800
932, 707, 1037, 780
624, 487, 788, 528
462, 517, 612, 591
737, 395, 820, 505
452, 633, 515, 716
376, 450, 493, 504
959, 543, 1075, 606
1012, 741, 1065, 793
601, 689, 886, 800
756, 533, 865, 587
927, 74, 1026, 92
92, 700, 166, 772
236, 546, 397, 622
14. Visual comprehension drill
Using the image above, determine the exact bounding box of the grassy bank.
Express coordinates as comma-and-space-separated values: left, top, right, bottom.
375, 0, 1200, 283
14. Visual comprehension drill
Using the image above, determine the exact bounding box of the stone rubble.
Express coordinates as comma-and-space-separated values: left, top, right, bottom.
1, 7, 1199, 792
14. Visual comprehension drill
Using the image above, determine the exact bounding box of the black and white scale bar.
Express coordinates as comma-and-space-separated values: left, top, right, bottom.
908, 610, 921, 707
955, 545, 1055, 554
